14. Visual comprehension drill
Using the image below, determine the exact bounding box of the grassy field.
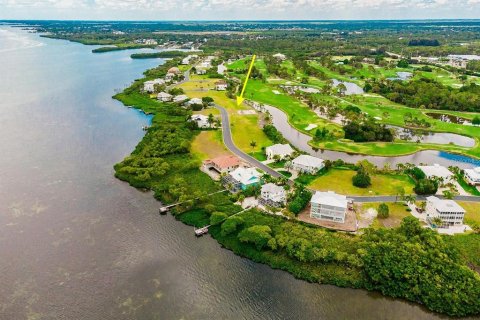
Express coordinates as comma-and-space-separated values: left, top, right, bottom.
176, 74, 273, 153
308, 168, 415, 196
191, 130, 228, 160
457, 201, 480, 225
360, 202, 412, 229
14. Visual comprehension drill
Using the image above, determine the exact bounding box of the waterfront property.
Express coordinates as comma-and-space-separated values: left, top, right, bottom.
168, 66, 181, 74
464, 167, 480, 185
190, 114, 211, 128
186, 97, 203, 107
291, 154, 325, 174
173, 94, 189, 103
157, 91, 173, 102
223, 167, 261, 192
143, 78, 165, 93
418, 164, 454, 181
310, 191, 349, 223
426, 196, 466, 227
265, 143, 294, 160
215, 80, 228, 91
259, 183, 286, 207
202, 155, 241, 180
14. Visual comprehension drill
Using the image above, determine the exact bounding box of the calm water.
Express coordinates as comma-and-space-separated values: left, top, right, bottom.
0, 26, 460, 320
265, 105, 480, 169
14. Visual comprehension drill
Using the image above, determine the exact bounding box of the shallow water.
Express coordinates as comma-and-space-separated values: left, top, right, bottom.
0, 26, 469, 320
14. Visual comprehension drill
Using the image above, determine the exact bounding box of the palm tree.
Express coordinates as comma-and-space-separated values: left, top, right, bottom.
207, 113, 215, 128
432, 217, 443, 228
250, 140, 257, 151
404, 194, 416, 205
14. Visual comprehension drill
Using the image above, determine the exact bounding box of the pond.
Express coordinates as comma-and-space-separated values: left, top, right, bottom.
390, 126, 476, 147
425, 112, 473, 125
387, 71, 413, 81
332, 79, 364, 95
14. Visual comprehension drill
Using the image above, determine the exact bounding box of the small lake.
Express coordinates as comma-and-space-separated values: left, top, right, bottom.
332, 79, 364, 95
391, 126, 476, 147
425, 112, 473, 125
265, 105, 480, 169
387, 71, 413, 81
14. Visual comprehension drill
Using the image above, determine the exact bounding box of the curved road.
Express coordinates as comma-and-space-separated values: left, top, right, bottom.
213, 103, 480, 203
213, 103, 282, 178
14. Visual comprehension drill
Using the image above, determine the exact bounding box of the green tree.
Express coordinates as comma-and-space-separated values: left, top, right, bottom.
352, 171, 371, 188
220, 216, 244, 236
377, 203, 390, 218
238, 225, 273, 250
210, 211, 228, 225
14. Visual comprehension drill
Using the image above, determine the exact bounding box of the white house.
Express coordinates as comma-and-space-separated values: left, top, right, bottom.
426, 196, 466, 227
310, 191, 348, 223
273, 53, 287, 61
291, 155, 325, 174
265, 144, 294, 160
464, 167, 480, 185
186, 97, 203, 106
260, 183, 286, 207
190, 114, 210, 128
418, 164, 454, 181
224, 167, 261, 191
215, 80, 228, 91
196, 68, 207, 75
173, 94, 189, 103
143, 79, 165, 93
157, 92, 173, 102
165, 73, 175, 81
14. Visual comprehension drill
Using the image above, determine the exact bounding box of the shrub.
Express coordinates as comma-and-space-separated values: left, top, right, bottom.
220, 216, 244, 236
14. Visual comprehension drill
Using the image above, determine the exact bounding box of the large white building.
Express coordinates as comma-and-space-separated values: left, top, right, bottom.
157, 92, 173, 102
426, 196, 466, 227
291, 155, 325, 174
190, 114, 210, 128
143, 79, 165, 93
173, 94, 189, 103
417, 164, 454, 181
260, 183, 286, 207
265, 144, 294, 160
310, 191, 348, 223
464, 167, 480, 185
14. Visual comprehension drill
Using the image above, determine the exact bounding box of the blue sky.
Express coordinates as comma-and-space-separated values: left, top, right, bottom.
1, 0, 480, 20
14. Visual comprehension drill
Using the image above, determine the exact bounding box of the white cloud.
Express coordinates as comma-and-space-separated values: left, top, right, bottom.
1, 0, 480, 19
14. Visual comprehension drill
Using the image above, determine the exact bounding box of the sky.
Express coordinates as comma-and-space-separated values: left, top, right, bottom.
1, 0, 480, 20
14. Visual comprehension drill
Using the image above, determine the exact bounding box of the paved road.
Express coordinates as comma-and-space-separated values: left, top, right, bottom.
213, 103, 282, 178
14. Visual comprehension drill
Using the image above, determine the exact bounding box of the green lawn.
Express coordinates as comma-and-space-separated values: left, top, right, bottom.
361, 202, 413, 229
308, 168, 415, 196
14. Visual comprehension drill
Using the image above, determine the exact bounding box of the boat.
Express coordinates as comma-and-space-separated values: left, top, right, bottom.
194, 226, 209, 237
159, 207, 169, 215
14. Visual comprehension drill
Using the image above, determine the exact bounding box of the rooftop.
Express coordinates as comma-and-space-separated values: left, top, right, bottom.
230, 167, 260, 185
261, 183, 285, 194
311, 191, 348, 209
418, 164, 453, 179
266, 144, 294, 156
205, 155, 241, 170
292, 154, 324, 167
426, 196, 466, 213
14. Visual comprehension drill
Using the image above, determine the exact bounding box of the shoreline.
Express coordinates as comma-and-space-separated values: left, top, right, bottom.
111, 58, 480, 317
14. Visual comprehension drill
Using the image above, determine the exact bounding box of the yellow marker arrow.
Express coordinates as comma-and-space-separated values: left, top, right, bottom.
236, 54, 256, 106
